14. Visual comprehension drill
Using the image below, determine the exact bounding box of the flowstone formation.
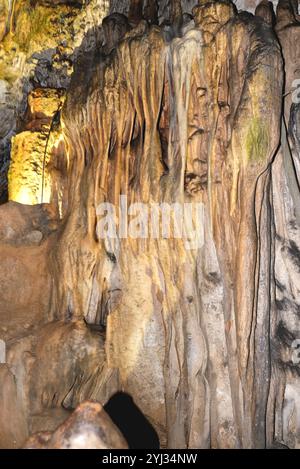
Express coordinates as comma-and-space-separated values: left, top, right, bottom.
0, 0, 300, 449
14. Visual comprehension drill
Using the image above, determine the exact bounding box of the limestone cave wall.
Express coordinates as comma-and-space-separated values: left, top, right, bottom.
0, 0, 300, 449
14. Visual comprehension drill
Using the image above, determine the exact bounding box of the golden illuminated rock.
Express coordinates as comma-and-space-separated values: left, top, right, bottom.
27, 88, 65, 123
0, 0, 110, 202
0, 0, 8, 42
8, 131, 50, 205
8, 88, 65, 205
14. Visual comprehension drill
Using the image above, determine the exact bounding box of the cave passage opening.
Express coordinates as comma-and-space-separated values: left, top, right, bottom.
104, 392, 160, 449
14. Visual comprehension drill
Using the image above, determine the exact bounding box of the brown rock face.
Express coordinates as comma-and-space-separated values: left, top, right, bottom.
255, 0, 276, 24
24, 401, 128, 449
54, 1, 283, 448
1, 0, 300, 450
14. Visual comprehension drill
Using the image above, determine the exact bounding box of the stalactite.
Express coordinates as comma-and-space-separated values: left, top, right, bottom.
1, 0, 300, 450
144, 0, 159, 24
128, 0, 144, 24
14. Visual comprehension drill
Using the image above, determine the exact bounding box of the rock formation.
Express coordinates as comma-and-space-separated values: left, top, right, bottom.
24, 401, 128, 449
0, 0, 300, 450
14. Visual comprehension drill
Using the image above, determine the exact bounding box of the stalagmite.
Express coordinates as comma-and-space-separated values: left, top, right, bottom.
24, 401, 128, 449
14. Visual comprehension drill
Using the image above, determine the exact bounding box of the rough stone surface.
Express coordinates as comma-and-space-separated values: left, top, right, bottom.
0, 0, 282, 202
8, 88, 65, 205
24, 401, 128, 449
1, 0, 300, 450
52, 1, 284, 448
